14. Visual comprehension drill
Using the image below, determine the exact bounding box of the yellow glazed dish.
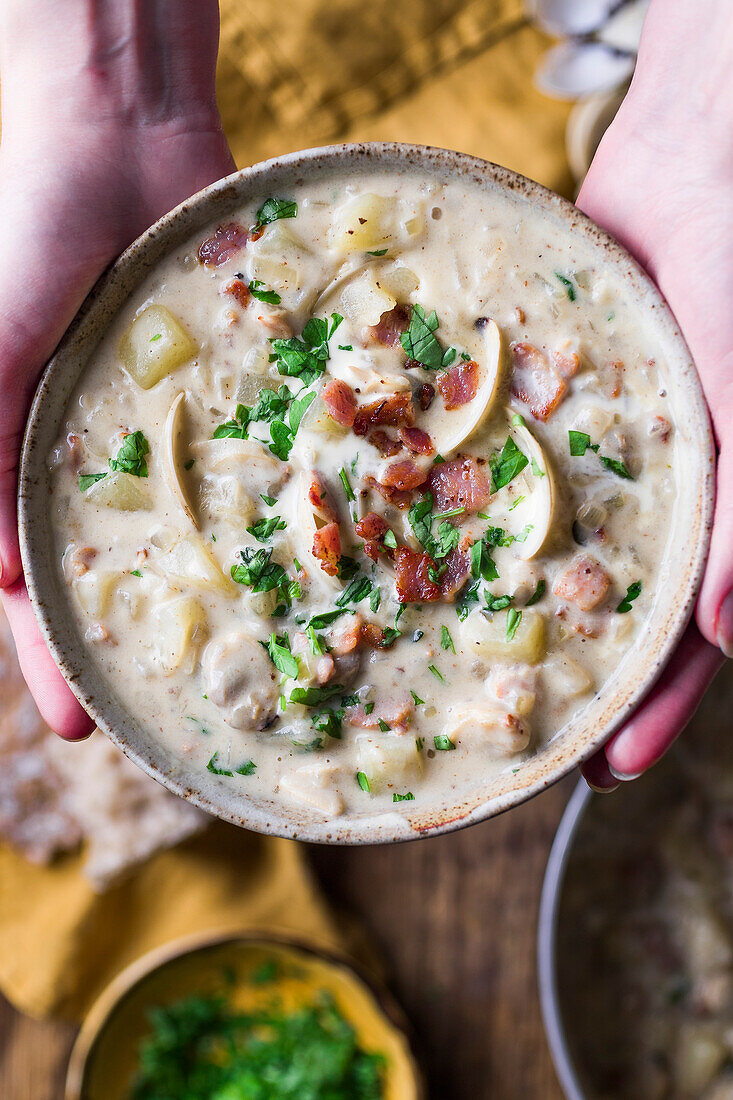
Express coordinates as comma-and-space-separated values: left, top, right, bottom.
65, 931, 424, 1100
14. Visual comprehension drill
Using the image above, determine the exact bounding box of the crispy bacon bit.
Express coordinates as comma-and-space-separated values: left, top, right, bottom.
394, 548, 442, 603
511, 342, 567, 421
515, 307, 526, 324
322, 379, 357, 427
330, 613, 398, 655
368, 429, 402, 458
353, 393, 415, 437
552, 349, 580, 379
197, 222, 249, 267
439, 544, 471, 600
308, 473, 339, 524
224, 277, 251, 308
363, 475, 413, 510
355, 511, 390, 562
399, 425, 434, 455
346, 694, 414, 732
427, 457, 490, 514
382, 459, 429, 491
553, 555, 611, 611
367, 304, 410, 348
437, 359, 480, 410
417, 383, 435, 411
312, 521, 341, 576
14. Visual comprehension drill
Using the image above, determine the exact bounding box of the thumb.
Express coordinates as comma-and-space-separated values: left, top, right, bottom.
697, 437, 733, 656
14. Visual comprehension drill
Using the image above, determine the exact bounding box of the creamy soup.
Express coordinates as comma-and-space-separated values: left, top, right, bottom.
48, 171, 677, 820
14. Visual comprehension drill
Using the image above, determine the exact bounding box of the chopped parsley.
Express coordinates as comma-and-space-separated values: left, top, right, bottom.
485, 592, 513, 612
364, 702, 375, 715
505, 607, 522, 641
440, 625, 455, 653
79, 430, 150, 491
366, 248, 388, 256
408, 493, 460, 574
261, 494, 278, 506
312, 709, 343, 739
490, 435, 529, 493
410, 690, 425, 706
262, 633, 299, 679
399, 303, 453, 370
130, 569, 142, 578
617, 580, 642, 613
428, 664, 444, 682
555, 272, 577, 301
356, 771, 371, 793
456, 579, 481, 621
434, 735, 455, 751
377, 718, 391, 732
369, 587, 381, 613
383, 528, 398, 550
308, 608, 348, 630
206, 752, 233, 776
338, 467, 356, 502
248, 279, 281, 305
289, 683, 345, 707
335, 574, 373, 608
235, 760, 257, 776
393, 792, 415, 802
306, 624, 327, 655
526, 578, 546, 606
568, 430, 634, 479
254, 197, 297, 229
246, 516, 287, 542
269, 313, 342, 387
231, 547, 300, 609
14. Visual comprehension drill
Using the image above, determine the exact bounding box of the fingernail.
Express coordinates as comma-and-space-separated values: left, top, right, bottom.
607, 762, 643, 782
718, 591, 733, 658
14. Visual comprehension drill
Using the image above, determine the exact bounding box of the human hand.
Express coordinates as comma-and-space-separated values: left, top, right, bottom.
577, 0, 732, 789
0, 0, 235, 737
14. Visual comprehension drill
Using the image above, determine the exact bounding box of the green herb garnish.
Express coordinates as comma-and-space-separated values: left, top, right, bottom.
393, 792, 415, 802
254, 197, 297, 229
356, 771, 371, 793
248, 279, 281, 304
490, 435, 528, 493
617, 580, 642, 613
555, 272, 576, 301
246, 516, 287, 542
505, 607, 522, 641
526, 578, 546, 606
440, 625, 455, 653
434, 735, 455, 751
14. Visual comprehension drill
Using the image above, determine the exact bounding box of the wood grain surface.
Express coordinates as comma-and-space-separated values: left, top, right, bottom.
0, 779, 573, 1099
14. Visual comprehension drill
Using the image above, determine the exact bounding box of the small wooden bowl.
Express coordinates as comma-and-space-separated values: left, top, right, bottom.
65, 930, 426, 1100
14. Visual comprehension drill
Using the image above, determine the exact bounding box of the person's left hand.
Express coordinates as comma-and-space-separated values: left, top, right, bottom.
0, 0, 236, 738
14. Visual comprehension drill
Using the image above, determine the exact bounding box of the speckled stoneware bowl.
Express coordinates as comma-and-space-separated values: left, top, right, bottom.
18, 143, 715, 844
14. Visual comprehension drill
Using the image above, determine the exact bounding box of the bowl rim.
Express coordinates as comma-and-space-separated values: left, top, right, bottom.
64, 927, 427, 1100
18, 140, 716, 845
537, 780, 592, 1100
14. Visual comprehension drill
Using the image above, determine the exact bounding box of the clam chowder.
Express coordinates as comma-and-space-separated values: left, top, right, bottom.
49, 173, 678, 819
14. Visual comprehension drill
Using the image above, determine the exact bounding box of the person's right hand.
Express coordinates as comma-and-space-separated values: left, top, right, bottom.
0, 0, 235, 738
577, 0, 732, 789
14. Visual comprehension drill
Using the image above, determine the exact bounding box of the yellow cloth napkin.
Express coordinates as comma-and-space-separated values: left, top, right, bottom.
0, 0, 571, 1022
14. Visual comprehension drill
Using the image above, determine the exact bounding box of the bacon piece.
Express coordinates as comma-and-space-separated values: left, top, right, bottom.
439, 544, 471, 601
511, 342, 567, 421
353, 393, 415, 437
367, 304, 410, 348
197, 222, 249, 267
224, 277, 251, 308
427, 457, 490, 514
553, 555, 611, 611
368, 429, 402, 458
308, 473, 338, 524
382, 459, 429, 491
399, 426, 434, 456
437, 359, 479, 410
363, 476, 413, 510
346, 694, 414, 733
552, 349, 580, 379
321, 379, 357, 427
312, 521, 341, 577
355, 511, 390, 562
417, 383, 435, 411
394, 548, 442, 603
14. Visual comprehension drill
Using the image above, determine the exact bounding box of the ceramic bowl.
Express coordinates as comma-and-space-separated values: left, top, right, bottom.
64, 930, 425, 1100
18, 142, 715, 843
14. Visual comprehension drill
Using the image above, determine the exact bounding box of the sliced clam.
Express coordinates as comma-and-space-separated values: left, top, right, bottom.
162, 392, 199, 529
490, 412, 555, 560
418, 318, 502, 456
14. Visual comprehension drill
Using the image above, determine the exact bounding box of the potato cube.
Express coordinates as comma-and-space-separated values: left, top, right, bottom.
339, 271, 396, 327
460, 608, 546, 665
160, 533, 233, 594
119, 305, 197, 389
153, 595, 207, 672
74, 570, 120, 617
355, 733, 423, 795
330, 193, 424, 254
82, 471, 152, 511
301, 395, 349, 436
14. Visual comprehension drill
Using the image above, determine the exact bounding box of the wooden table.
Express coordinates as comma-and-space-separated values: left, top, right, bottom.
0, 776, 572, 1099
